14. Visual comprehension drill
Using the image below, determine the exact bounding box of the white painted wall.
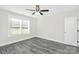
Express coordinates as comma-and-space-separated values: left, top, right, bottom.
0, 9, 37, 46
36, 11, 77, 45
0, 10, 8, 43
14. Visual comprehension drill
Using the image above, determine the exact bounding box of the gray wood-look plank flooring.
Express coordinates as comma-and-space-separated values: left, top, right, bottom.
0, 37, 79, 54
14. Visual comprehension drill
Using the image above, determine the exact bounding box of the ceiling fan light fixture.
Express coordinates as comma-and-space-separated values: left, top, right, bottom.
26, 5, 49, 15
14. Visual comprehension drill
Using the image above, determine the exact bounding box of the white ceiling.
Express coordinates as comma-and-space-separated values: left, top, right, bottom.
0, 5, 79, 16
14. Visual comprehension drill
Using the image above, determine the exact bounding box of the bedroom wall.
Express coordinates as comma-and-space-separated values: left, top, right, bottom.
0, 9, 8, 43
0, 9, 37, 46
36, 11, 77, 44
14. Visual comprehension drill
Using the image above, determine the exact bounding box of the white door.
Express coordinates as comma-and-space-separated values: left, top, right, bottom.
64, 17, 77, 46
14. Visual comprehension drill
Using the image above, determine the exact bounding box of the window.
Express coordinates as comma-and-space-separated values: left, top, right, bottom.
8, 17, 30, 37
22, 20, 30, 34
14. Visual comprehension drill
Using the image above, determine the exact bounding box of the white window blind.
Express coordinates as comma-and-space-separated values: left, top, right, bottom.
8, 17, 30, 37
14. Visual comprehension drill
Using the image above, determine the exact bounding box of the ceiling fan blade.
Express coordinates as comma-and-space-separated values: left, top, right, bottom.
32, 12, 43, 15
41, 10, 49, 12
32, 12, 35, 15
39, 12, 43, 15
26, 9, 35, 11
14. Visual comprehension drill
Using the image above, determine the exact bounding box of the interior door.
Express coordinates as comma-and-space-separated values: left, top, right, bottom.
64, 17, 77, 46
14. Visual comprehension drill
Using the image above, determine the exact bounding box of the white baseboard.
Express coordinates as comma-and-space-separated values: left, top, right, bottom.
37, 36, 64, 43
0, 35, 78, 47
0, 36, 35, 47
37, 36, 78, 47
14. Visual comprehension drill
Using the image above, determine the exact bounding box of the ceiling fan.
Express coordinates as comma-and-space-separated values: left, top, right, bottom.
26, 5, 49, 15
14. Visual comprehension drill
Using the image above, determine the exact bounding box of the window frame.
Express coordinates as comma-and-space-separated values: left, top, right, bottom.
8, 16, 30, 37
